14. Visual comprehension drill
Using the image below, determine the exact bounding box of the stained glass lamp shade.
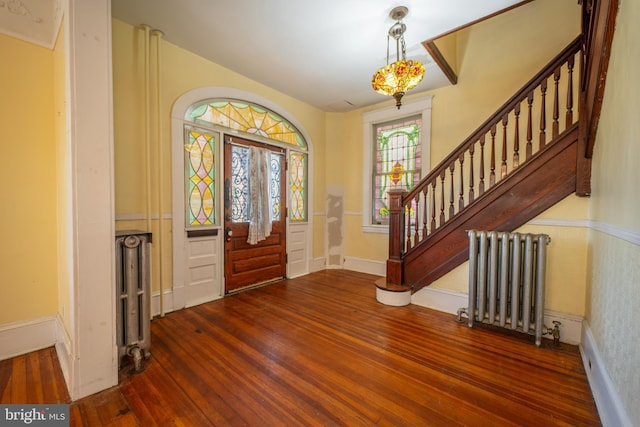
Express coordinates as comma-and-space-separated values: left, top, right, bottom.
371, 7, 425, 109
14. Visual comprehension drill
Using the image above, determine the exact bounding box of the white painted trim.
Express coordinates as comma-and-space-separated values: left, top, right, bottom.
376, 288, 411, 306
527, 218, 640, 247
310, 257, 326, 272
0, 317, 56, 361
411, 287, 467, 314
115, 212, 172, 221
581, 321, 633, 427
343, 256, 385, 276
152, 289, 176, 317
411, 287, 583, 344
527, 218, 590, 228
589, 220, 640, 246
54, 315, 72, 388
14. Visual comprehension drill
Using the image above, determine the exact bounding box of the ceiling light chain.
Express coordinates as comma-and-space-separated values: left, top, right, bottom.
371, 6, 425, 109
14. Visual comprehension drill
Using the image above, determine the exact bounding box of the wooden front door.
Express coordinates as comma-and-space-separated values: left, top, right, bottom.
223, 135, 287, 293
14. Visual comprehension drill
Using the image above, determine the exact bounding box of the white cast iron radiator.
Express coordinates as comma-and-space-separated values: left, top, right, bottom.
115, 230, 152, 372
458, 230, 551, 346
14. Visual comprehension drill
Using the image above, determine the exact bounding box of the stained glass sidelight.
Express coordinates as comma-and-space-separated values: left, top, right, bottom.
372, 115, 422, 224
186, 130, 216, 226
289, 152, 307, 222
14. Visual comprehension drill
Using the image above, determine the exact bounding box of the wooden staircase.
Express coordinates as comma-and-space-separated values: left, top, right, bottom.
379, 37, 583, 295
377, 0, 618, 297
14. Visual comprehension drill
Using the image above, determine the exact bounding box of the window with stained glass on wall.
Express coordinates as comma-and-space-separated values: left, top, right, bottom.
188, 100, 307, 148
185, 99, 308, 223
289, 151, 307, 222
185, 129, 216, 227
372, 115, 422, 225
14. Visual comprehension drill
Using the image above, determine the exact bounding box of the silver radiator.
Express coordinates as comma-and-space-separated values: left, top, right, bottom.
458, 230, 550, 346
115, 231, 152, 372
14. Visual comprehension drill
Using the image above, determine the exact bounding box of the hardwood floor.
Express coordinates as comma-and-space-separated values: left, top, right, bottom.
1, 270, 601, 426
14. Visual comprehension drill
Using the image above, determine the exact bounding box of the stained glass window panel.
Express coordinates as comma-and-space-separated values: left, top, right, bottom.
372, 115, 422, 224
289, 152, 307, 222
185, 130, 215, 226
188, 100, 307, 148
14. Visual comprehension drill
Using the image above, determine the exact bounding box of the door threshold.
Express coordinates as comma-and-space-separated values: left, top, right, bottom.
225, 277, 285, 295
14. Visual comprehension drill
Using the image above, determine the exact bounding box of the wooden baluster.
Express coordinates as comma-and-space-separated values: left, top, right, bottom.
501, 115, 508, 179
540, 78, 547, 148
490, 125, 497, 187
479, 135, 486, 195
413, 196, 419, 247
458, 153, 465, 211
513, 102, 520, 168
439, 171, 446, 226
405, 201, 412, 251
526, 91, 533, 159
468, 144, 475, 204
449, 163, 455, 219
566, 55, 575, 127
553, 67, 561, 138
422, 187, 428, 239
431, 181, 437, 232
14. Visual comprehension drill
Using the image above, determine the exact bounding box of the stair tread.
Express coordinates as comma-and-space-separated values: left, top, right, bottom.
374, 278, 412, 292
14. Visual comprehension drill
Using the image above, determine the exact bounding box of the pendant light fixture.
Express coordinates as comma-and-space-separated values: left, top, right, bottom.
371, 6, 425, 109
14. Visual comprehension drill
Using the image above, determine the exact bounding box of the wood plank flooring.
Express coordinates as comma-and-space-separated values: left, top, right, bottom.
1, 270, 601, 426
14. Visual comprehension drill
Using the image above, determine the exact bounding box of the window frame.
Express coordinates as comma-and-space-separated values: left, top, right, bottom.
362, 96, 433, 234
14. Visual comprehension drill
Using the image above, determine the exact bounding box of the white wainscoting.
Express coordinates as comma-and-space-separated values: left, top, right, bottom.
581, 321, 633, 427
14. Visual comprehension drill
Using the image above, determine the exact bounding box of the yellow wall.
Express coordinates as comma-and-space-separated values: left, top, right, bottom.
586, 0, 640, 421
0, 33, 58, 325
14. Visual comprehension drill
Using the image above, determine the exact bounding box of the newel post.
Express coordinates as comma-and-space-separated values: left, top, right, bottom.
386, 189, 405, 285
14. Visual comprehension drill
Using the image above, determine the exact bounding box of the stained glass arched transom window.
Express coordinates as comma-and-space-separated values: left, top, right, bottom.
187, 100, 307, 148
184, 99, 308, 223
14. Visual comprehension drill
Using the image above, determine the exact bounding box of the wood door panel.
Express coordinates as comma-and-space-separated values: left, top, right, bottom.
232, 253, 284, 274
229, 231, 282, 251
223, 135, 287, 293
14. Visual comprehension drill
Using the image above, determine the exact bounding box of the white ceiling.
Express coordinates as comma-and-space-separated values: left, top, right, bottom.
0, 0, 525, 112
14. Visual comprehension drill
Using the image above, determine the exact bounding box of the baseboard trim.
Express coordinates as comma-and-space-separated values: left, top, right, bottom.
580, 321, 632, 427
152, 289, 176, 317
54, 314, 72, 389
411, 287, 583, 344
343, 256, 385, 276
0, 316, 56, 361
310, 257, 326, 273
